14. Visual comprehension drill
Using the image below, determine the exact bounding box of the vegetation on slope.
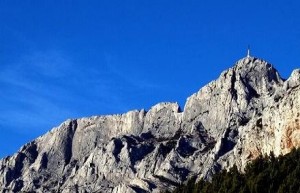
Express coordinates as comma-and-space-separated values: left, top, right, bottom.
164, 148, 300, 193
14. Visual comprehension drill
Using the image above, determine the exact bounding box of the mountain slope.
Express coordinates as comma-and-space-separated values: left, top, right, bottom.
0, 56, 299, 193
166, 148, 300, 193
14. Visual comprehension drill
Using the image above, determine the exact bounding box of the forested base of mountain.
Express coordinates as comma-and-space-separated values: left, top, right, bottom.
164, 148, 300, 193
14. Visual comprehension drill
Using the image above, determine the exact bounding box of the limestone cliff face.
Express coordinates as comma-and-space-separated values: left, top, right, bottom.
0, 57, 299, 193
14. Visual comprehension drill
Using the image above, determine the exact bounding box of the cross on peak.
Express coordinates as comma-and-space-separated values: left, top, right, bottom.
247, 45, 251, 58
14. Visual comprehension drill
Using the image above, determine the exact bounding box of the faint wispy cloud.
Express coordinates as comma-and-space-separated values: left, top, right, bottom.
0, 50, 77, 133
0, 46, 171, 137
103, 52, 164, 91
23, 50, 73, 78
0, 49, 161, 135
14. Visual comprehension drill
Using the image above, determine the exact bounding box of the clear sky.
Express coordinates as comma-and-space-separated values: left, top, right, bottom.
0, 0, 299, 158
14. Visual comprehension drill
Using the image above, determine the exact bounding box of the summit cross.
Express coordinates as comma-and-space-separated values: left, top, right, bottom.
247, 46, 251, 58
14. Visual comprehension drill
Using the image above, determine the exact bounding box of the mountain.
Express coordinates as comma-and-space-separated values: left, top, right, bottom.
0, 56, 299, 193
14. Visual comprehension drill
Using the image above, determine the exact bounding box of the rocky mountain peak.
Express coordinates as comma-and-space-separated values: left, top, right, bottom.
236, 56, 281, 79
232, 56, 283, 96
0, 56, 299, 193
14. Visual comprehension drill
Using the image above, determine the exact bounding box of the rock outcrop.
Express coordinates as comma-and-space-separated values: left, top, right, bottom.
0, 56, 299, 193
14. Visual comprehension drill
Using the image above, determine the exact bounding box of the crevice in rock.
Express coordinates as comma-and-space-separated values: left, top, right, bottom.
176, 137, 197, 158
140, 131, 154, 141
144, 179, 157, 190
153, 174, 180, 187
127, 138, 156, 166
216, 128, 238, 158
5, 153, 25, 186
256, 118, 263, 129
40, 153, 48, 170
129, 185, 148, 193
267, 64, 282, 83
64, 120, 78, 165
131, 143, 155, 163
12, 179, 23, 192
192, 121, 216, 153
172, 165, 190, 182
240, 77, 260, 102
230, 70, 238, 101
123, 135, 139, 146
159, 142, 175, 158
21, 142, 38, 164
156, 129, 182, 143
112, 138, 124, 163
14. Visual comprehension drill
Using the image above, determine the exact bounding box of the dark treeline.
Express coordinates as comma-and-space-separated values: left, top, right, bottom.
164, 148, 300, 193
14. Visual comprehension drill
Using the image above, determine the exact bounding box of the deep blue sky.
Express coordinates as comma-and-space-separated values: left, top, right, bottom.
0, 1, 299, 158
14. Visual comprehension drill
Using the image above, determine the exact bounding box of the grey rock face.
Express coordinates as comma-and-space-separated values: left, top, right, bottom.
0, 57, 299, 193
